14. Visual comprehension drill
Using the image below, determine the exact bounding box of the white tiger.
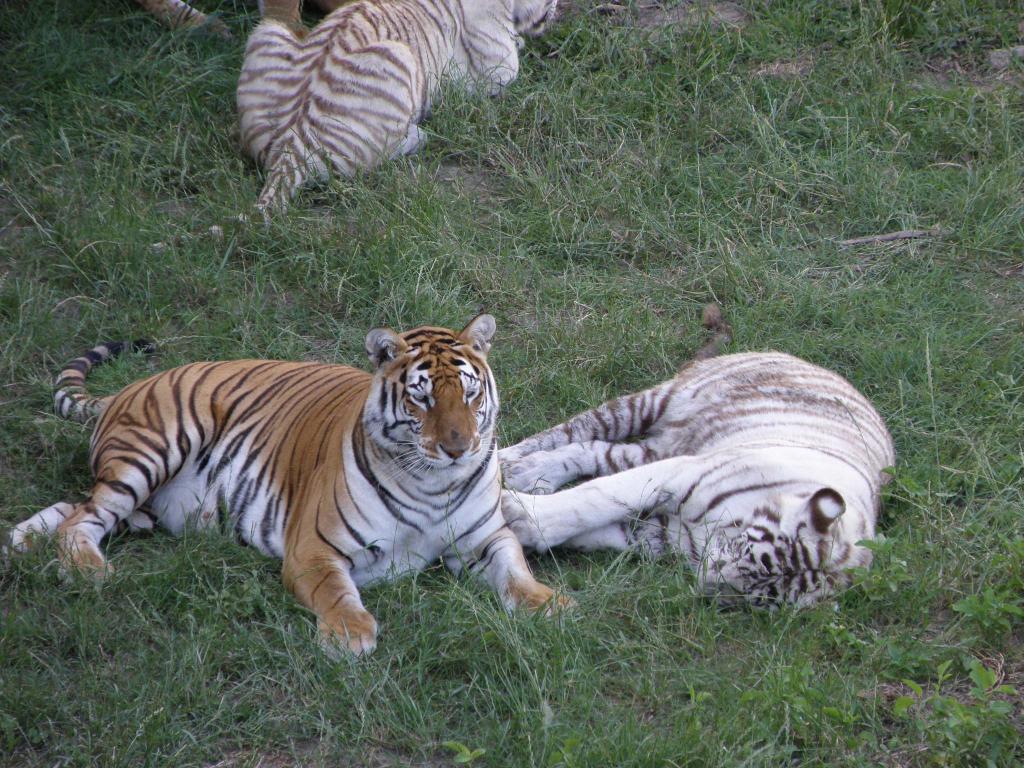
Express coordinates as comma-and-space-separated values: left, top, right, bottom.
237, 0, 558, 215
500, 308, 895, 607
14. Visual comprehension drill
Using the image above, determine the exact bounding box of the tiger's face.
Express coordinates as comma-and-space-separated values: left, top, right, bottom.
513, 0, 558, 36
700, 488, 867, 607
364, 315, 498, 470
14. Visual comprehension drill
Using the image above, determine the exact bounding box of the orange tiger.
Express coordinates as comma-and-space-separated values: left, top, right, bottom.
7, 317, 564, 655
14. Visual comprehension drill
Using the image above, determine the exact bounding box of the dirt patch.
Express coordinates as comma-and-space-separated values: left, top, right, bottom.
754, 55, 814, 80
432, 160, 505, 200
920, 53, 1024, 91
634, 1, 746, 30
581, 1, 747, 30
204, 743, 448, 768
988, 45, 1024, 71
0, 191, 32, 246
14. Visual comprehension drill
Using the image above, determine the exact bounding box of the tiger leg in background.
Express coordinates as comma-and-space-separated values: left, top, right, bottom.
499, 380, 687, 493
134, 0, 231, 37
500, 303, 732, 492
258, 0, 304, 32
502, 454, 715, 554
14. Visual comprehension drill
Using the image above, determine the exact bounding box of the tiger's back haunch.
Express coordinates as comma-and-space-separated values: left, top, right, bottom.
237, 0, 558, 215
501, 308, 895, 607
10, 317, 562, 655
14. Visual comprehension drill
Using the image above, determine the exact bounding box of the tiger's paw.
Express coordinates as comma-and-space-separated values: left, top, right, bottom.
500, 492, 544, 550
501, 457, 560, 494
317, 611, 379, 658
542, 591, 576, 618
57, 531, 111, 583
506, 578, 574, 618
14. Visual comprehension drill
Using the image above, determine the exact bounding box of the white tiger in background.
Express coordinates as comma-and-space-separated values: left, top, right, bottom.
237, 0, 558, 215
500, 306, 896, 607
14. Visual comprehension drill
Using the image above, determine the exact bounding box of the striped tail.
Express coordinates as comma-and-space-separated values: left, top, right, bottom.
690, 303, 733, 363
54, 340, 156, 424
258, 0, 304, 33
134, 0, 232, 38
255, 151, 307, 220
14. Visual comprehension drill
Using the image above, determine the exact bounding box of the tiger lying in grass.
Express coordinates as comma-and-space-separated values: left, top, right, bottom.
7, 316, 566, 655
500, 307, 895, 607
237, 0, 559, 215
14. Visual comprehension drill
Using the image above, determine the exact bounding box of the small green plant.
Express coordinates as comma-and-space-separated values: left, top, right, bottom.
546, 736, 583, 768
891, 658, 1018, 765
442, 740, 487, 765
851, 535, 916, 601
953, 588, 1024, 643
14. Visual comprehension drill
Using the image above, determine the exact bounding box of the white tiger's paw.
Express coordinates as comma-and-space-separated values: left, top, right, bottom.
498, 445, 526, 464
501, 492, 544, 551
502, 457, 560, 494
392, 124, 427, 158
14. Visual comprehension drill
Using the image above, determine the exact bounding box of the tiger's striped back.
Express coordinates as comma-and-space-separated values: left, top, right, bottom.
237, 0, 558, 215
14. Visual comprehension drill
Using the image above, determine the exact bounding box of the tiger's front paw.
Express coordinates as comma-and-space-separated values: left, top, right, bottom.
501, 492, 544, 550
506, 578, 574, 618
317, 609, 378, 658
502, 456, 560, 494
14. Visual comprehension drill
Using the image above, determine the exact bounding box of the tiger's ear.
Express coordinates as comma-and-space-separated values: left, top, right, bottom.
808, 488, 845, 533
365, 328, 407, 368
459, 314, 496, 356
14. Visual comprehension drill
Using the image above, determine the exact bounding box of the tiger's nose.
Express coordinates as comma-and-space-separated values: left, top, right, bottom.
438, 429, 470, 459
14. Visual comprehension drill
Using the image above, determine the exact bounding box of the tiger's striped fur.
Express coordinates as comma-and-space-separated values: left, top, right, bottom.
134, 0, 231, 37
9, 317, 564, 655
237, 0, 558, 215
133, 0, 357, 38
500, 308, 895, 607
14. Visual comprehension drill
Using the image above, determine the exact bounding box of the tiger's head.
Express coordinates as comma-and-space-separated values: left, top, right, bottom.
700, 487, 870, 607
512, 0, 558, 37
363, 315, 498, 471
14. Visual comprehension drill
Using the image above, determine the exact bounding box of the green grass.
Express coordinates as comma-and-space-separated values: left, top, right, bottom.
2, 1, 1023, 765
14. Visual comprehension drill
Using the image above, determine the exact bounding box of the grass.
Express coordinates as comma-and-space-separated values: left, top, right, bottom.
1, 0, 1023, 765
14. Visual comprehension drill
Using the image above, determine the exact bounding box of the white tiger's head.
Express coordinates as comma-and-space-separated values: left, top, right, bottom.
363, 315, 499, 472
512, 0, 559, 36
700, 488, 869, 607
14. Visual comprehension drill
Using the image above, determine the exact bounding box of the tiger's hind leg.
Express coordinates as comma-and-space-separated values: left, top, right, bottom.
6, 501, 76, 554
53, 485, 149, 579
502, 454, 712, 553
391, 123, 427, 158
499, 380, 681, 464
503, 437, 674, 494
51, 433, 182, 577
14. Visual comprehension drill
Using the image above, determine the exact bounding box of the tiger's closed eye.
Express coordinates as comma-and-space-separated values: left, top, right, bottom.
407, 390, 430, 409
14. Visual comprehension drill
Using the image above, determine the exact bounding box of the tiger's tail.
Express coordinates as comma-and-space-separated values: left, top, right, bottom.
258, 0, 304, 34
690, 303, 733, 363
54, 340, 156, 424
134, 0, 232, 38
255, 159, 304, 220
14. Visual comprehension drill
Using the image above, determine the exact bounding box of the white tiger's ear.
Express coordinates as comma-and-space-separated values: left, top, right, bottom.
809, 488, 845, 533
365, 328, 407, 368
459, 314, 496, 356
